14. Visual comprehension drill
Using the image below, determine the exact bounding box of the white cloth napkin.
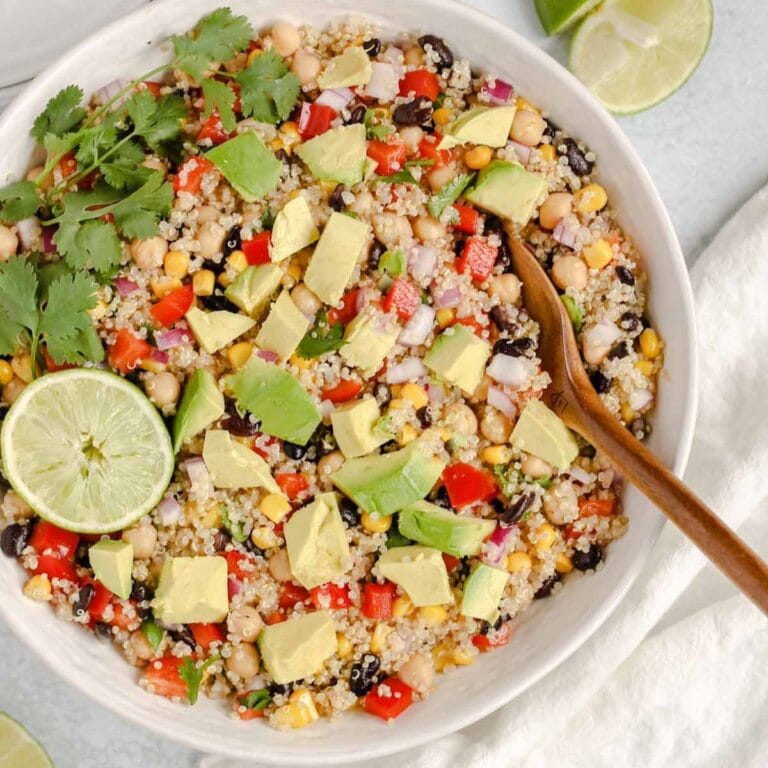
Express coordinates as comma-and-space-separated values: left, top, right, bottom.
202, 187, 768, 768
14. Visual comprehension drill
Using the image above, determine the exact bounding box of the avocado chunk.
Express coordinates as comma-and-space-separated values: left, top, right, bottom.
225, 263, 282, 316
437, 105, 517, 150
294, 124, 367, 186
318, 46, 373, 89
258, 611, 338, 684
270, 196, 320, 262
185, 306, 255, 354
172, 369, 225, 453
89, 540, 133, 600
332, 442, 445, 517
284, 492, 350, 589
461, 563, 509, 623
304, 212, 369, 305
205, 132, 282, 202
151, 556, 228, 624
331, 397, 389, 458
398, 501, 496, 557
376, 545, 452, 607
465, 160, 547, 226
256, 291, 311, 360
424, 324, 491, 395
202, 429, 280, 492
226, 356, 321, 445
339, 307, 400, 377
510, 399, 579, 471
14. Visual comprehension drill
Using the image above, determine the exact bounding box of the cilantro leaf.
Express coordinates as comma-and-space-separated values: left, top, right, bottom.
56, 220, 122, 274
427, 172, 475, 219
110, 173, 173, 239
101, 141, 153, 190
0, 311, 24, 357
45, 324, 105, 365
40, 271, 99, 340
296, 310, 345, 359
0, 181, 41, 223
0, 256, 40, 333
125, 92, 187, 151
201, 79, 237, 133
31, 85, 87, 144
142, 620, 164, 652
73, 122, 119, 168
364, 109, 393, 140
236, 50, 300, 124
220, 506, 247, 543
374, 169, 418, 185
238, 689, 271, 711
494, 464, 518, 498
179, 654, 218, 705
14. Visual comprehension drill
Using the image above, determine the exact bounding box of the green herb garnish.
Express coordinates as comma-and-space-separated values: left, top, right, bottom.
141, 619, 164, 652
179, 654, 219, 705
296, 309, 346, 359
364, 108, 394, 140
379, 248, 406, 277
373, 169, 418, 185
238, 688, 272, 711
560, 295, 583, 333
427, 172, 475, 219
386, 528, 413, 548
220, 506, 248, 543
235, 49, 301, 124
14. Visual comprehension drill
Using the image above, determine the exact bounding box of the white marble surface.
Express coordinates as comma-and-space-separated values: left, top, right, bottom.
1, 1, 766, 766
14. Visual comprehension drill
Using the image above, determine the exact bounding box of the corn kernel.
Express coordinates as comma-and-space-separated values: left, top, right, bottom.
439, 428, 453, 442
482, 445, 513, 465
390, 384, 404, 397
538, 143, 557, 162
534, 523, 557, 552
273, 689, 319, 729
451, 647, 476, 666
401, 383, 429, 410
574, 183, 608, 213
164, 250, 190, 279
337, 633, 353, 659
289, 354, 311, 370
201, 503, 222, 529
464, 145, 493, 170
227, 341, 253, 368
506, 551, 532, 573
370, 623, 393, 654
11, 354, 33, 384
387, 398, 409, 411
432, 641, 453, 672
555, 552, 574, 574
635, 359, 654, 377
397, 424, 418, 446
285, 261, 302, 281
433, 107, 452, 126
88, 300, 108, 321
251, 525, 280, 550
418, 605, 448, 626
0, 360, 13, 386
392, 595, 415, 618
217, 272, 232, 288
269, 138, 286, 153
260, 493, 291, 523
582, 239, 613, 270
246, 48, 262, 66
436, 308, 455, 328
621, 403, 637, 423
150, 277, 182, 298
639, 328, 662, 359
280, 121, 300, 139
361, 511, 392, 533
515, 96, 538, 113
193, 269, 215, 296
140, 357, 167, 374
227, 250, 248, 274
318, 180, 338, 195
23, 574, 52, 601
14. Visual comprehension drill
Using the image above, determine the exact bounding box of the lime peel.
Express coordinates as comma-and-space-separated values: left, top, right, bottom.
0, 712, 53, 768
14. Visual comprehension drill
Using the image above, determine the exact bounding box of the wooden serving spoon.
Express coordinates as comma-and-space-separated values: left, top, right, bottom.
508, 238, 768, 615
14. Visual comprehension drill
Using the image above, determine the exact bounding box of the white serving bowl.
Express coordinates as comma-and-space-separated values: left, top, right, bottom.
0, 0, 698, 763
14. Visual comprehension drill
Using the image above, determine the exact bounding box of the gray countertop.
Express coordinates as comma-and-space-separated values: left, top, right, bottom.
2, 1, 767, 766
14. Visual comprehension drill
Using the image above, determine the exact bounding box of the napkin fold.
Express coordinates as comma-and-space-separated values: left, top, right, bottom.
202, 187, 768, 768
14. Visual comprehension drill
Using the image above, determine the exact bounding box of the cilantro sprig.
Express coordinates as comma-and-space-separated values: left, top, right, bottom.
297, 310, 346, 359
427, 172, 476, 219
238, 688, 272, 712
364, 108, 394, 140
179, 654, 220, 705
235, 49, 301, 124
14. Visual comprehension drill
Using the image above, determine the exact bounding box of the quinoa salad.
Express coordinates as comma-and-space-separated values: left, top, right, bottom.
0, 8, 663, 729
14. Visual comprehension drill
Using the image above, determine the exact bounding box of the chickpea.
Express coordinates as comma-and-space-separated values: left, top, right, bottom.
471, 374, 492, 404
411, 215, 446, 243
349, 189, 374, 218
197, 221, 226, 260
122, 524, 158, 560
543, 481, 579, 525
538, 192, 573, 230
582, 342, 610, 366
399, 126, 424, 155
271, 21, 301, 57
480, 408, 512, 444
0, 225, 19, 262
196, 205, 220, 224
145, 372, 180, 407
404, 47, 425, 67
372, 212, 413, 249
291, 49, 321, 85
520, 453, 551, 478
426, 164, 456, 192
290, 283, 322, 317
317, 450, 344, 478
142, 156, 167, 174
130, 629, 156, 662
226, 642, 260, 682
443, 403, 478, 436
510, 110, 546, 147
551, 255, 588, 291
398, 653, 434, 694
130, 236, 168, 270
227, 606, 264, 642
26, 166, 53, 191
267, 549, 293, 582
488, 273, 522, 305
2, 377, 26, 406
11, 354, 33, 384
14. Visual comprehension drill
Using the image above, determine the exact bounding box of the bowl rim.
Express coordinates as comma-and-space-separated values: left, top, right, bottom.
0, 0, 699, 762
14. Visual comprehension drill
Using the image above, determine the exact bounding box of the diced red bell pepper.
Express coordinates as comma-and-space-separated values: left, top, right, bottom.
578, 498, 616, 518
32, 554, 77, 582
321, 379, 363, 403
275, 473, 309, 501
362, 582, 396, 619
141, 81, 163, 98
43, 346, 77, 372
398, 70, 440, 102
241, 231, 272, 265
298, 101, 337, 139
363, 677, 414, 720
442, 462, 498, 507
29, 521, 79, 559
265, 610, 286, 625
108, 328, 153, 374
58, 152, 78, 178
84, 580, 113, 622
251, 434, 279, 459
310, 583, 352, 610
453, 203, 480, 234
225, 550, 257, 581
190, 622, 226, 651
384, 278, 421, 320
197, 111, 232, 146
173, 156, 215, 195
279, 582, 311, 610
472, 622, 512, 651
235, 694, 267, 720
418, 136, 452, 169
109, 601, 137, 631
442, 553, 461, 572
367, 138, 407, 176
327, 289, 360, 326
458, 237, 498, 282
143, 656, 188, 700
452, 315, 486, 337
150, 283, 194, 327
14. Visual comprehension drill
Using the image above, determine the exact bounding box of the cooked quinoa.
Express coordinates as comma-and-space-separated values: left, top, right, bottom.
0, 10, 662, 729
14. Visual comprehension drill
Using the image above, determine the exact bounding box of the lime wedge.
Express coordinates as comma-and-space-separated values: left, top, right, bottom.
1, 369, 174, 534
569, 0, 713, 114
535, 0, 602, 36
0, 712, 53, 768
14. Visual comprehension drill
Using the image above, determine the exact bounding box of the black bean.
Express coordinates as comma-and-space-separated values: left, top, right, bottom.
501, 492, 535, 525
559, 138, 593, 177
430, 485, 452, 509
1, 522, 31, 558
489, 305, 518, 334
589, 371, 611, 394
631, 417, 650, 440
269, 682, 293, 697
221, 399, 261, 437
223, 226, 242, 257
339, 496, 361, 528
94, 622, 113, 640
329, 184, 346, 212
496, 241, 512, 272
418, 34, 454, 69
607, 341, 630, 360
75, 542, 91, 568
619, 311, 642, 334
483, 214, 504, 237
309, 424, 337, 457
200, 292, 240, 313
167, 624, 196, 647
373, 382, 391, 407
580, 443, 597, 459
73, 584, 94, 619
130, 582, 154, 603
380, 440, 400, 454
284, 441, 307, 460
362, 38, 382, 57
368, 238, 386, 271
347, 104, 367, 125
392, 98, 433, 127
416, 406, 433, 427
543, 118, 559, 139
571, 544, 603, 571
244, 540, 265, 557
479, 615, 504, 634
349, 653, 381, 697
615, 265, 635, 286
201, 258, 226, 275
534, 574, 560, 599
493, 337, 534, 357
454, 558, 472, 581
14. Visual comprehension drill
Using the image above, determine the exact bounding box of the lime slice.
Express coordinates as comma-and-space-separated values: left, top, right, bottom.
1, 369, 174, 533
0, 712, 53, 768
534, 0, 602, 36
569, 0, 713, 114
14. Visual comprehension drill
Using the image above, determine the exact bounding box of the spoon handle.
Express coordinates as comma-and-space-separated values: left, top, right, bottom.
572, 394, 768, 615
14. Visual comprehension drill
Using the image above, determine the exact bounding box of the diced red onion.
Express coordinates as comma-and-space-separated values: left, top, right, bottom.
94, 79, 131, 110
489, 523, 516, 547
510, 140, 532, 164
150, 349, 169, 365
115, 277, 139, 297
156, 328, 192, 351
381, 46, 405, 74
568, 465, 597, 485
16, 217, 41, 250
355, 286, 380, 313
483, 524, 515, 566
487, 354, 529, 388
228, 577, 242, 598
629, 388, 653, 412
183, 457, 213, 497
487, 385, 517, 419
157, 495, 182, 526
363, 62, 400, 101
481, 78, 514, 105
553, 219, 577, 248
42, 226, 57, 254
584, 320, 621, 349
398, 305, 435, 347
434, 287, 462, 309
386, 357, 427, 384
427, 382, 446, 405
257, 350, 279, 363
316, 87, 354, 111
408, 245, 438, 283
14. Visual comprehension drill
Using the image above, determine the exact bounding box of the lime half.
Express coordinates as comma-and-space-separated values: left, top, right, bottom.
535, 0, 602, 36
1, 369, 174, 533
0, 712, 53, 768
570, 0, 713, 114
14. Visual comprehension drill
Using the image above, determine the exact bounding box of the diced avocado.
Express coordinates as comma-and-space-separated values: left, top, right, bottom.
318, 46, 373, 89
398, 501, 496, 557
424, 324, 491, 395
510, 399, 579, 471
461, 563, 509, 623
225, 264, 282, 317
270, 196, 320, 262
465, 160, 547, 226
185, 306, 255, 354
331, 397, 389, 458
205, 132, 282, 202
258, 611, 338, 684
284, 492, 350, 589
202, 429, 280, 492
256, 291, 311, 360
294, 124, 367, 186
89, 540, 133, 600
437, 105, 517, 150
225, 356, 321, 445
151, 556, 228, 624
377, 545, 452, 607
332, 443, 445, 517
172, 369, 224, 453
339, 307, 400, 377
304, 212, 369, 305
